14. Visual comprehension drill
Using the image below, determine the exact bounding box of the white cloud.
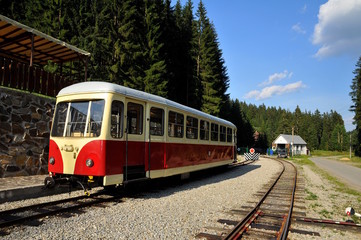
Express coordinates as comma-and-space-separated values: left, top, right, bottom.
245, 81, 305, 100
312, 0, 361, 58
292, 23, 306, 34
260, 70, 293, 86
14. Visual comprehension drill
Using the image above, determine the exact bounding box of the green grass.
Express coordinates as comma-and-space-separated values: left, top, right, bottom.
310, 203, 322, 209
305, 188, 318, 200
312, 150, 349, 157
319, 209, 332, 218
0, 86, 55, 100
310, 150, 361, 169
289, 155, 315, 166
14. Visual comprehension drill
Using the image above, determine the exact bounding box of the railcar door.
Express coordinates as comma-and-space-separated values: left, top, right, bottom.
124, 99, 146, 181
147, 105, 166, 178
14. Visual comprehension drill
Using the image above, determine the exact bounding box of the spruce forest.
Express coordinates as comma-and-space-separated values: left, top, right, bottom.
1, 0, 352, 152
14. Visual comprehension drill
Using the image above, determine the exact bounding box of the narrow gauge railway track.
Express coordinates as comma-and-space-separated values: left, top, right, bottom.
0, 191, 117, 229
197, 159, 297, 240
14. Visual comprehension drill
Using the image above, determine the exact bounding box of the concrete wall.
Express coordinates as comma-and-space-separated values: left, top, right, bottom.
0, 87, 55, 177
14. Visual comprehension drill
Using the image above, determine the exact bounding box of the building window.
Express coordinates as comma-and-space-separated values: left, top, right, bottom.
186, 116, 198, 139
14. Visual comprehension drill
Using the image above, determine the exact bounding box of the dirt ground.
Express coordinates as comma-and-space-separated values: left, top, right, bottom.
288, 161, 361, 239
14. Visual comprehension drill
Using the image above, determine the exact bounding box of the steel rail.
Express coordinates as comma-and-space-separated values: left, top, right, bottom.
223, 159, 286, 240
279, 161, 297, 240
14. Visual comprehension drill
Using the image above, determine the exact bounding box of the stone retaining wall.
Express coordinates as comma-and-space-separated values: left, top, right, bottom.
0, 87, 55, 178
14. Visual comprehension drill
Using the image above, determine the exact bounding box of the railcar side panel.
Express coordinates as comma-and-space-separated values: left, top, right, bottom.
165, 143, 233, 168
145, 142, 167, 170
104, 140, 125, 174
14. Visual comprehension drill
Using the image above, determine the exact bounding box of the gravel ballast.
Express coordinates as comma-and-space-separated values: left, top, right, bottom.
2, 157, 361, 239
1, 159, 280, 239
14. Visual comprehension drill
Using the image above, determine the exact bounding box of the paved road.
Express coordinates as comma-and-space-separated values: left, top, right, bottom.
310, 157, 361, 192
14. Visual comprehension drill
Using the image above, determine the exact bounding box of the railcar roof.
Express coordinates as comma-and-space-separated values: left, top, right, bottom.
58, 81, 236, 128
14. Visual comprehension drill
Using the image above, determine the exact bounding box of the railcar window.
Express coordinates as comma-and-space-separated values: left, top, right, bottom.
67, 102, 88, 137
168, 111, 184, 138
88, 101, 104, 137
51, 100, 105, 137
150, 107, 164, 136
200, 120, 209, 140
220, 125, 226, 142
227, 128, 233, 142
51, 102, 68, 137
186, 116, 198, 139
127, 102, 143, 135
211, 123, 219, 141
111, 101, 124, 138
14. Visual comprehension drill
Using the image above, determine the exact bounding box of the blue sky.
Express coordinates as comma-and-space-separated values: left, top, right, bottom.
178, 0, 361, 131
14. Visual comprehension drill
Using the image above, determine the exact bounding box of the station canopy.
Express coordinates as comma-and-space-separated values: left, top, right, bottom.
0, 14, 90, 66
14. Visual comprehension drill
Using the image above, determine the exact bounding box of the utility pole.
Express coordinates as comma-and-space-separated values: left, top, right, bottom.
350, 133, 352, 159
291, 126, 294, 159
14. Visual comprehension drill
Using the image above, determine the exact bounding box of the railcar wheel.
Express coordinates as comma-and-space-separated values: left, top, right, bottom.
44, 176, 56, 188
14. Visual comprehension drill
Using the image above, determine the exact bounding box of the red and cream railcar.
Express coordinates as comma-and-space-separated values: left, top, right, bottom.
47, 81, 237, 188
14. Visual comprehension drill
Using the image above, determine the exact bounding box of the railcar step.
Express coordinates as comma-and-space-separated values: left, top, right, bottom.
123, 177, 149, 185
124, 165, 146, 180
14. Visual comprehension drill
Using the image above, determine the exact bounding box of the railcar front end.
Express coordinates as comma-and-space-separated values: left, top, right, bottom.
46, 92, 116, 192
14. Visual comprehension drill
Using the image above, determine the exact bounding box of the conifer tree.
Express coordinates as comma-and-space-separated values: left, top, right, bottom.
162, 0, 179, 102
143, 0, 167, 97
350, 56, 361, 155
116, 0, 146, 90
194, 1, 224, 116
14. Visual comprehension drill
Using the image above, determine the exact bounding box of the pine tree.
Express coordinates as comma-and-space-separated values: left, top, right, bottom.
143, 0, 167, 97
0, 1, 27, 21
194, 1, 225, 116
232, 99, 254, 148
350, 57, 361, 155
162, 0, 179, 102
277, 111, 292, 134
116, 0, 146, 90
293, 105, 302, 134
313, 109, 323, 149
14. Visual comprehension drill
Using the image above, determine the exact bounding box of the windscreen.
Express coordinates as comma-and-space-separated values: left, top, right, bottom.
51, 100, 105, 137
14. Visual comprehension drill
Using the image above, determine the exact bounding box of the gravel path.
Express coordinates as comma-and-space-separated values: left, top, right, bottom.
1, 158, 280, 239
310, 157, 361, 192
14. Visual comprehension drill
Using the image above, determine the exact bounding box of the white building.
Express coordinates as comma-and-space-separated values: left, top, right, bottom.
272, 134, 308, 155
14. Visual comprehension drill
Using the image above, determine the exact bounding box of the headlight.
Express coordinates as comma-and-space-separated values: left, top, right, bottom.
86, 159, 94, 167
49, 157, 55, 165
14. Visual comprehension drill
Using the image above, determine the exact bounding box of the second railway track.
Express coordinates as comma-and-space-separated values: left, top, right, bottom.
0, 190, 118, 230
